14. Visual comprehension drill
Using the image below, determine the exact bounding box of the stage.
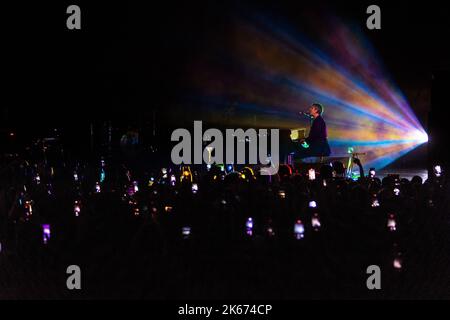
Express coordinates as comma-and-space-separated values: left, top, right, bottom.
378, 168, 428, 182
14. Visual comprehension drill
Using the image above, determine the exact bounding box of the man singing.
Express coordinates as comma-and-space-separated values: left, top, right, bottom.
297, 103, 331, 159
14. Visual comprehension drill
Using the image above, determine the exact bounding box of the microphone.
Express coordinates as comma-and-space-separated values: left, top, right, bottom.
299, 111, 313, 119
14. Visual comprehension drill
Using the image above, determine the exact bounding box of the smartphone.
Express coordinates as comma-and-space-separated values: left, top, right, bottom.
133, 181, 139, 192
170, 175, 176, 185
308, 168, 316, 181
100, 169, 106, 183
246, 217, 253, 236
25, 200, 33, 216
369, 168, 375, 178
434, 165, 442, 177
294, 220, 305, 239
74, 201, 81, 217
311, 213, 321, 230
42, 224, 51, 245
387, 214, 396, 231
192, 183, 198, 194
371, 198, 380, 207
393, 253, 402, 270
278, 190, 286, 199
393, 187, 400, 196
182, 226, 191, 239
308, 200, 317, 208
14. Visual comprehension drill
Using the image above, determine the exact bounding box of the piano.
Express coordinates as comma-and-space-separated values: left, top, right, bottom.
281, 128, 366, 177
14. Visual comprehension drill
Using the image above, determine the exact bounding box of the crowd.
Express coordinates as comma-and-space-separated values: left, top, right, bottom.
0, 150, 449, 299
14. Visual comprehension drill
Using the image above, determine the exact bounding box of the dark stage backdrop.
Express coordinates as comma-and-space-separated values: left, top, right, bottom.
2, 1, 450, 166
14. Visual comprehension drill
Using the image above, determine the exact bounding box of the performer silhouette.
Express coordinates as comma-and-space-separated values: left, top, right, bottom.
297, 103, 331, 159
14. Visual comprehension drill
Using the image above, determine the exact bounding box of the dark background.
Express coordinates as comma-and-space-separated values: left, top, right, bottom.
3, 0, 450, 164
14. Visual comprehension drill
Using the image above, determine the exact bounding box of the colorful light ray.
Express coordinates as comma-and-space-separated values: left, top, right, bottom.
183, 10, 427, 170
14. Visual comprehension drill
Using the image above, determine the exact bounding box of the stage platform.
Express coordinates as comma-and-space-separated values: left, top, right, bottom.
378, 168, 428, 181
